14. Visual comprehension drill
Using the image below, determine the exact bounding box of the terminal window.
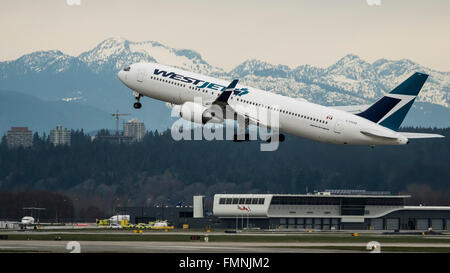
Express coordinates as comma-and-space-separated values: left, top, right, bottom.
219, 197, 265, 205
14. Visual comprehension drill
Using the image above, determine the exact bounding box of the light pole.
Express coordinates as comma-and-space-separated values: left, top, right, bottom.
247, 211, 249, 229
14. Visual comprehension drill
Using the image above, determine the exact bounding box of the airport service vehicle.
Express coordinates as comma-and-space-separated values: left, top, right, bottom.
122, 223, 136, 229
135, 223, 150, 229
149, 220, 174, 230
109, 223, 123, 229
96, 219, 110, 226
118, 63, 444, 146
109, 215, 130, 224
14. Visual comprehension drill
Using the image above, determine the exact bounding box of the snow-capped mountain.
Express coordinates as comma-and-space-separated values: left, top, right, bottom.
230, 53, 450, 108
230, 59, 292, 78
78, 37, 224, 75
0, 37, 449, 132
0, 50, 87, 77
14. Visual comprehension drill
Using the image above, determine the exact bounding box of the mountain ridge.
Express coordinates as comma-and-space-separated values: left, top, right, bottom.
0, 37, 449, 132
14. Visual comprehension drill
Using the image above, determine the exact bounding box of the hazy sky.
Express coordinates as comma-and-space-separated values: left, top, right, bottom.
1, 0, 449, 71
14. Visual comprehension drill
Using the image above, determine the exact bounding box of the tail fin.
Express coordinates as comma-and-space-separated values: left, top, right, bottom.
356, 72, 428, 131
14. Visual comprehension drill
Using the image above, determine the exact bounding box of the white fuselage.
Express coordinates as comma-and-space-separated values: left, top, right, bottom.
118, 63, 408, 146
21, 216, 35, 225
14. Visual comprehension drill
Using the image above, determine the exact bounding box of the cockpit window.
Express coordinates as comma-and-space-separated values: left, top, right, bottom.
123, 66, 131, 71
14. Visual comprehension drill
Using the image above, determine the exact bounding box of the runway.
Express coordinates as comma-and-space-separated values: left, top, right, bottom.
2, 240, 450, 253
0, 240, 363, 253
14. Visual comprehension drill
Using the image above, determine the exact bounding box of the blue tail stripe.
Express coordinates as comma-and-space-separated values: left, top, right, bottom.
356, 96, 401, 123
390, 72, 428, 95
379, 99, 415, 131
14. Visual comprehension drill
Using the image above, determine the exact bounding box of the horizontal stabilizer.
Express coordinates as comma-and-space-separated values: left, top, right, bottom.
399, 132, 444, 139
332, 104, 370, 114
360, 130, 398, 140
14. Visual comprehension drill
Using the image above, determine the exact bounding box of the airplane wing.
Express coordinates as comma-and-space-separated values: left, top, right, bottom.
210, 79, 275, 129
212, 79, 239, 109
237, 110, 273, 129
399, 132, 445, 139
332, 104, 371, 114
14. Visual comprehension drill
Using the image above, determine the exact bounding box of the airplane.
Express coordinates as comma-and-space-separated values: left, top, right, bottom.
16, 207, 46, 229
117, 62, 444, 146
21, 216, 35, 225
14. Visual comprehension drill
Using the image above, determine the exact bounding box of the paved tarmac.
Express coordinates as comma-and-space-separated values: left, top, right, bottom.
2, 240, 450, 253
0, 240, 363, 253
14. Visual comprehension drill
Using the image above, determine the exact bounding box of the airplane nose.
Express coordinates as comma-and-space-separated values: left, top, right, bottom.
118, 71, 125, 82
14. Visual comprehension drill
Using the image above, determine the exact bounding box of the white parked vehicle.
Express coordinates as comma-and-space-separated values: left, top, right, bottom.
151, 221, 169, 228
109, 223, 123, 229
109, 215, 130, 224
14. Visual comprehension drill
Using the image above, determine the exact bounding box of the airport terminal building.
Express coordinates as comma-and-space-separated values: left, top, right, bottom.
213, 191, 450, 231
116, 190, 450, 231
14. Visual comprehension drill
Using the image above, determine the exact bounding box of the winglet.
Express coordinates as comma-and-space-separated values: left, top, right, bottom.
215, 79, 239, 104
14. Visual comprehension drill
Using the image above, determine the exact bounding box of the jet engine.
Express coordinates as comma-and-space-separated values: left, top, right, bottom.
179, 102, 222, 124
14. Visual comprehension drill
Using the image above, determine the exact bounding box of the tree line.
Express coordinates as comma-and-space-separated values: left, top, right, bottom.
0, 127, 449, 217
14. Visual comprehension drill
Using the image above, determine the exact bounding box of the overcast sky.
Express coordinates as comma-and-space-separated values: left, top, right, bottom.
1, 0, 449, 71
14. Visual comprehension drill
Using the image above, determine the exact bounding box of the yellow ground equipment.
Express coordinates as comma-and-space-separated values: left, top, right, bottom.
120, 220, 130, 227
135, 223, 149, 229
123, 224, 135, 229
96, 219, 110, 226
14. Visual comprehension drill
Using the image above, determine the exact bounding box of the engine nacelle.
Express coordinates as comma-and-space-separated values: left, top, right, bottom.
266, 133, 285, 143
179, 102, 222, 124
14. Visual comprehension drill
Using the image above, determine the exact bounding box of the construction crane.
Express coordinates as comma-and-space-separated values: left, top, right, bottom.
112, 110, 130, 136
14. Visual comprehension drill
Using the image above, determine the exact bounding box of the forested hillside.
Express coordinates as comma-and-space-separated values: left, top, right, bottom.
0, 128, 449, 216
